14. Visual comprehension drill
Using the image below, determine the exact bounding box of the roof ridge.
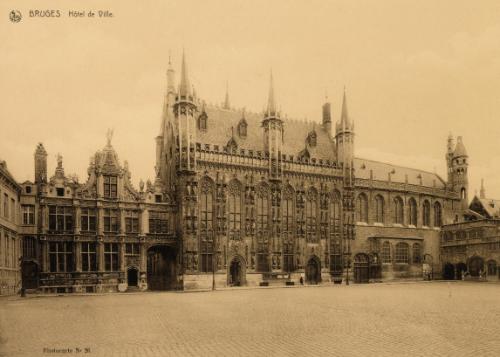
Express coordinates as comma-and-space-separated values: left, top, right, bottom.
354, 157, 440, 176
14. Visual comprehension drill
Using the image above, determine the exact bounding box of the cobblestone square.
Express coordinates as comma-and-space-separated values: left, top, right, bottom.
0, 282, 499, 357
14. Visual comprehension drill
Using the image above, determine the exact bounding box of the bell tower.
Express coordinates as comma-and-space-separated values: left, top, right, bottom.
450, 136, 469, 209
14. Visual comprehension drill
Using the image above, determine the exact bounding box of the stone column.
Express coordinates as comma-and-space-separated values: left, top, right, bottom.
120, 242, 125, 272
74, 205, 81, 235
97, 241, 105, 272
97, 206, 104, 236
41, 240, 49, 272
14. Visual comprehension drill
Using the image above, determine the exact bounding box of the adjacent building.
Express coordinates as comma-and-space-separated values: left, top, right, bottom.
0, 160, 21, 295
17, 54, 472, 292
440, 181, 500, 281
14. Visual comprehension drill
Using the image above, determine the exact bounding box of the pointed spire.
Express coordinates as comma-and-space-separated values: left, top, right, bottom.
453, 136, 468, 158
341, 86, 350, 127
480, 179, 486, 199
179, 50, 191, 97
266, 70, 277, 116
223, 81, 230, 109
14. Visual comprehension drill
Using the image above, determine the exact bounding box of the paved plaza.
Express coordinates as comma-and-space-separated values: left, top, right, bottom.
0, 282, 499, 357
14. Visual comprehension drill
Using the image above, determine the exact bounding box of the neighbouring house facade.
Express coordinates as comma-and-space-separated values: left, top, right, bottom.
0, 160, 21, 295
17, 54, 471, 292
440, 182, 500, 281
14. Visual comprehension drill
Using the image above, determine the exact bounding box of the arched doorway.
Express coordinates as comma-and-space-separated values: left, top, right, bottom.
443, 263, 455, 280
147, 245, 177, 290
354, 253, 369, 283
468, 256, 484, 277
228, 256, 245, 286
305, 256, 321, 284
21, 261, 39, 289
127, 267, 139, 287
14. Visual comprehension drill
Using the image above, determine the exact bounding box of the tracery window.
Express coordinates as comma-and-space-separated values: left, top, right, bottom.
394, 242, 409, 264
306, 189, 317, 243
434, 202, 442, 227
329, 192, 342, 273
256, 185, 270, 272
408, 198, 417, 226
357, 193, 368, 223
394, 196, 404, 224
228, 181, 241, 239
375, 195, 384, 223
381, 241, 391, 263
423, 200, 431, 227
199, 181, 214, 240
282, 196, 293, 235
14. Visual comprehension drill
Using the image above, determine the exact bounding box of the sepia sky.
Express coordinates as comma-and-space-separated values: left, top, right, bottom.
1, 0, 500, 199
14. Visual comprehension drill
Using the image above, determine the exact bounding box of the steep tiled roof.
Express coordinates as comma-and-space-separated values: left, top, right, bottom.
197, 105, 337, 161
354, 158, 446, 188
477, 198, 500, 218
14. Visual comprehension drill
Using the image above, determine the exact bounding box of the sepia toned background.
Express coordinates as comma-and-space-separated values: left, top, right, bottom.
1, 0, 499, 198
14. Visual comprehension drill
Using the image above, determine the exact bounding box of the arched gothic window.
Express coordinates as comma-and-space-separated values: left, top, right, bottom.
394, 196, 404, 224
306, 189, 318, 243
434, 202, 442, 227
329, 191, 342, 273
381, 241, 391, 263
357, 193, 368, 223
198, 112, 208, 130
412, 243, 421, 264
408, 198, 417, 226
375, 195, 384, 223
256, 186, 270, 272
395, 242, 409, 264
199, 179, 214, 272
423, 200, 431, 227
227, 181, 241, 240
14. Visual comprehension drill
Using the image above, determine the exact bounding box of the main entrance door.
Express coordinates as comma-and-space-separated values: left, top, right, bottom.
127, 267, 138, 287
147, 246, 177, 290
354, 254, 369, 283
305, 257, 321, 284
21, 261, 39, 289
443, 263, 455, 280
229, 259, 242, 286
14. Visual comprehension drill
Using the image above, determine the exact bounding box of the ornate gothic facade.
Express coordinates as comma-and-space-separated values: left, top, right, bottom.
18, 54, 470, 292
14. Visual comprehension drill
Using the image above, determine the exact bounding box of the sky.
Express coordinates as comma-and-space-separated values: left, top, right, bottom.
1, 0, 500, 199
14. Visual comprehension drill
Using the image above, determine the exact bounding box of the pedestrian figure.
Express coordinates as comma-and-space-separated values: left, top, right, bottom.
299, 276, 304, 285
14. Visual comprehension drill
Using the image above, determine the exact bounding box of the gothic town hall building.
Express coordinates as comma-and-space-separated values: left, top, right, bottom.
18, 54, 470, 293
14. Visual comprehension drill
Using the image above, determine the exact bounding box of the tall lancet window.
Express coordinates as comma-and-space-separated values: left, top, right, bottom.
408, 198, 417, 226
423, 200, 431, 227
357, 193, 368, 223
256, 184, 270, 272
375, 195, 384, 223
199, 178, 214, 272
329, 191, 342, 273
394, 196, 404, 225
228, 180, 241, 240
306, 188, 318, 243
282, 186, 294, 272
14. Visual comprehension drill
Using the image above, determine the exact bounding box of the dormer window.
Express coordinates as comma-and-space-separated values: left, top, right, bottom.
56, 187, 64, 197
198, 112, 208, 131
307, 131, 317, 147
238, 119, 247, 138
104, 176, 117, 199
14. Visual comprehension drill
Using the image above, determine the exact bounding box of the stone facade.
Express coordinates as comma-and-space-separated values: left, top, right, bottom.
17, 54, 471, 292
0, 160, 21, 296
440, 191, 500, 281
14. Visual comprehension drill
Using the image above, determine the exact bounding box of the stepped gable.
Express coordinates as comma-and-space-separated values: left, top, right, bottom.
354, 158, 446, 189
197, 105, 336, 162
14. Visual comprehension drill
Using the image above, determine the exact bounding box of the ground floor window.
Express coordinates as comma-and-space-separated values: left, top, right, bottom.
487, 260, 497, 276
283, 242, 294, 272
381, 241, 391, 263
394, 242, 409, 264
104, 243, 119, 271
49, 242, 74, 272
81, 242, 97, 272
